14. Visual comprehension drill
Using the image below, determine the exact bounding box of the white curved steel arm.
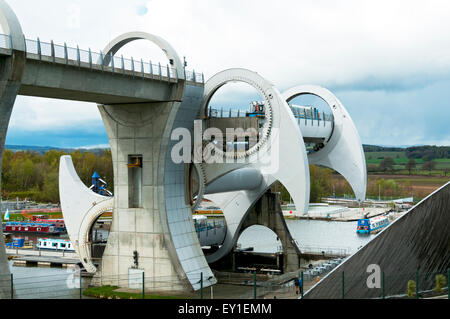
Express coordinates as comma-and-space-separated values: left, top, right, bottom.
100, 31, 184, 80
0, 0, 25, 50
200, 68, 310, 215
59, 155, 113, 266
282, 85, 367, 201
78, 197, 114, 273
199, 69, 310, 263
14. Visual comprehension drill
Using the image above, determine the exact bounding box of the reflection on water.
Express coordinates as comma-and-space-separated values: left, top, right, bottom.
8, 261, 80, 299
6, 227, 109, 299
238, 219, 375, 254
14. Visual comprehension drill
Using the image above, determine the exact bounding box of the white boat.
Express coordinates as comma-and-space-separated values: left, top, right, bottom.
36, 238, 75, 251
357, 215, 389, 234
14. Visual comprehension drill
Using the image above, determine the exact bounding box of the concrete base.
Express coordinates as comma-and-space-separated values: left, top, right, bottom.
305, 182, 450, 299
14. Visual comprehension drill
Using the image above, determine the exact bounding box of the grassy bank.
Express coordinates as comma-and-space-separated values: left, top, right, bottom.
1, 211, 62, 221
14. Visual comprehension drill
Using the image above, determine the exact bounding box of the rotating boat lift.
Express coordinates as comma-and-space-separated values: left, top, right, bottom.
192, 73, 367, 267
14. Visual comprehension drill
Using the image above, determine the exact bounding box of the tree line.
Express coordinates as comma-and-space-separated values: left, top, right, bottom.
404, 146, 450, 160
368, 156, 447, 175
1, 149, 113, 203
272, 164, 416, 204
1, 147, 443, 205
364, 144, 450, 160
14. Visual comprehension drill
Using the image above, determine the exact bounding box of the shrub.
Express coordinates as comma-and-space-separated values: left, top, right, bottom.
434, 274, 446, 293
406, 280, 416, 298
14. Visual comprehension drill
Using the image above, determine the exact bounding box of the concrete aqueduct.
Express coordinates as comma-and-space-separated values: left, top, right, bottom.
0, 0, 367, 296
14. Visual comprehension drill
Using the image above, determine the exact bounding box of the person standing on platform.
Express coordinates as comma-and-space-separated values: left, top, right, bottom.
294, 276, 300, 294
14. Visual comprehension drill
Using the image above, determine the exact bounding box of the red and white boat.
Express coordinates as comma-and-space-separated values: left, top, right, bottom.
3, 221, 60, 234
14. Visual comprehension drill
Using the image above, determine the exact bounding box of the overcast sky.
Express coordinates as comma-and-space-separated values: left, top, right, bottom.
3, 0, 450, 148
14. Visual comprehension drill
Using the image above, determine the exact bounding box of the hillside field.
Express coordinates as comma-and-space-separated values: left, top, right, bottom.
364, 150, 450, 174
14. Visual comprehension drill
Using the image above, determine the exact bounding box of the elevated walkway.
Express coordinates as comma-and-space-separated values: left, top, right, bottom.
0, 33, 204, 104
206, 106, 334, 144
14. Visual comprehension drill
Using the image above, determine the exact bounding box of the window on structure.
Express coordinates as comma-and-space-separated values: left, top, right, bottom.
128, 155, 143, 208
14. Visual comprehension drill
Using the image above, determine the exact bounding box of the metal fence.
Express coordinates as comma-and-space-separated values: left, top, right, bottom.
0, 33, 9, 49
0, 271, 196, 299
0, 267, 448, 299
208, 107, 250, 118
333, 269, 450, 299
207, 106, 334, 123
300, 245, 351, 257
0, 34, 204, 83
0, 270, 292, 299
196, 219, 227, 246
290, 106, 334, 122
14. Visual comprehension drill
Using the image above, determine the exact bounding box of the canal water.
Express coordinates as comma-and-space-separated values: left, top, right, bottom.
8, 260, 80, 299
8, 219, 375, 298
238, 219, 375, 254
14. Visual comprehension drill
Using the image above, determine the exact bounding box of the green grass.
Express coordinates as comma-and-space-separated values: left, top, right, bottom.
365, 151, 411, 164
365, 151, 450, 173
82, 285, 189, 299
1, 211, 62, 221
434, 159, 450, 169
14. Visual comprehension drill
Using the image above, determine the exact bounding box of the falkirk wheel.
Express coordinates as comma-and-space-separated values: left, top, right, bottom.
0, 0, 366, 295
58, 68, 366, 292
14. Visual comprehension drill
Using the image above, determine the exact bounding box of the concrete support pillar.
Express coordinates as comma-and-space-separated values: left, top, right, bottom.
0, 63, 19, 298
0, 0, 26, 299
239, 191, 301, 273
0, 68, 24, 298
94, 84, 215, 292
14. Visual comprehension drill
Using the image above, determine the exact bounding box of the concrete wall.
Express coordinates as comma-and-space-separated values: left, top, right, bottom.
305, 182, 450, 299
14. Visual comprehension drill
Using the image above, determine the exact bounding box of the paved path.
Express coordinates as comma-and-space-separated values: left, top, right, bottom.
6, 248, 78, 258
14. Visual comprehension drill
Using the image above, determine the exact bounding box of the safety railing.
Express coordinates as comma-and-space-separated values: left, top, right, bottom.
195, 219, 227, 246
208, 106, 334, 123
0, 270, 213, 299
300, 245, 352, 257
332, 269, 450, 299
0, 34, 204, 84
194, 219, 227, 233
208, 107, 250, 118
290, 106, 334, 122
1, 267, 448, 299
0, 33, 10, 49
185, 70, 204, 83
